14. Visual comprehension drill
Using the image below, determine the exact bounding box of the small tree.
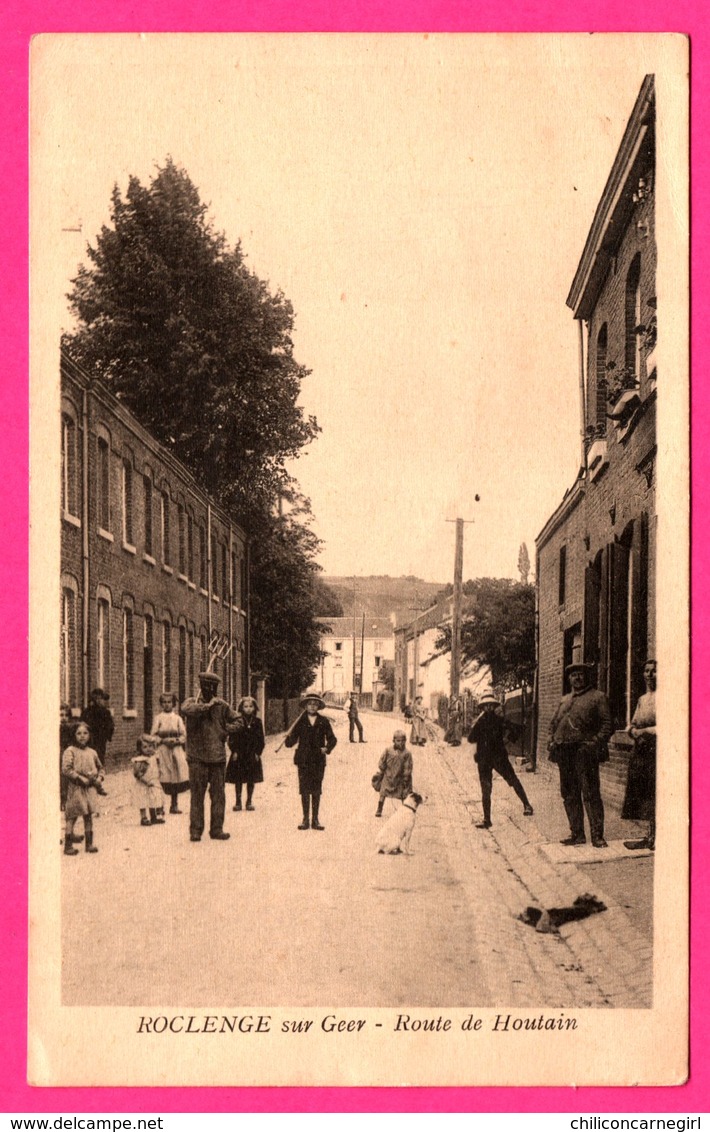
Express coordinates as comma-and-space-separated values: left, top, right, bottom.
518, 542, 530, 585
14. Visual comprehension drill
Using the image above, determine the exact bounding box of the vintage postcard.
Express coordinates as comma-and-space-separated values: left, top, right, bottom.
29, 33, 689, 1087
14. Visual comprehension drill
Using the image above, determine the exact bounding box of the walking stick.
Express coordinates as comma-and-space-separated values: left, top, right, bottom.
274, 710, 306, 753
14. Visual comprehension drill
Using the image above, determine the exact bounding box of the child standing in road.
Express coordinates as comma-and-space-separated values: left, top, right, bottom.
132, 734, 166, 827
62, 722, 104, 855
151, 692, 189, 815
374, 730, 414, 818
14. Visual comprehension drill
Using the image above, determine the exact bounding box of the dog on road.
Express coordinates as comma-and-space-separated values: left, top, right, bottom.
375, 792, 424, 855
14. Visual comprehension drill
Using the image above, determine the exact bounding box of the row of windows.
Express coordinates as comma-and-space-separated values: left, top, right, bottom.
61, 586, 243, 716
61, 414, 246, 605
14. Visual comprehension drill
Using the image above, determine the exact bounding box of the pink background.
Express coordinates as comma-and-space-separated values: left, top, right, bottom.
4, 0, 703, 1114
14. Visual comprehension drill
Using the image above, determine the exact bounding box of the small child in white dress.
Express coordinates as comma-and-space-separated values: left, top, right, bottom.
132, 734, 165, 827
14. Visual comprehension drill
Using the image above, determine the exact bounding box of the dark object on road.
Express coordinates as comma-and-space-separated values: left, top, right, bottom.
518, 893, 607, 933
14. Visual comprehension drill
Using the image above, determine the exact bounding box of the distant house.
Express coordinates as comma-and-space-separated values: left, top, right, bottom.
309, 615, 395, 700
535, 77, 657, 777
393, 599, 489, 713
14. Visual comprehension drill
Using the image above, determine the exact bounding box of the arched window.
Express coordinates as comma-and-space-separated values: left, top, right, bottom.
595, 324, 608, 430
178, 502, 186, 575
61, 410, 79, 520
199, 524, 207, 589
123, 603, 135, 711
122, 456, 134, 546
211, 533, 219, 595
162, 619, 172, 693
625, 255, 642, 381
178, 624, 187, 703
96, 586, 112, 693
161, 489, 171, 565
186, 511, 194, 582
96, 425, 111, 533
187, 628, 195, 698
60, 576, 80, 705
143, 472, 153, 556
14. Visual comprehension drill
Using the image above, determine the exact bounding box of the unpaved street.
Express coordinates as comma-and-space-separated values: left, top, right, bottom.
62, 709, 648, 1008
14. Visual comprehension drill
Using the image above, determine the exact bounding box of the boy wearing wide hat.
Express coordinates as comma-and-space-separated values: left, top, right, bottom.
467, 691, 533, 829
285, 694, 337, 830
548, 661, 613, 848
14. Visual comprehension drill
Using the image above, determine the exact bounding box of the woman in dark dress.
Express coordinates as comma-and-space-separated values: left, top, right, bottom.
622, 660, 657, 851
285, 694, 337, 830
226, 696, 266, 812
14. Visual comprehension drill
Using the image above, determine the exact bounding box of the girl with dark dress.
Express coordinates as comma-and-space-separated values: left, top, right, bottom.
226, 696, 266, 811
622, 660, 657, 851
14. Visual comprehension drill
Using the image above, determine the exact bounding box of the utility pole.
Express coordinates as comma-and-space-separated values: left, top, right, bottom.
360, 612, 366, 696
450, 518, 464, 699
446, 498, 480, 702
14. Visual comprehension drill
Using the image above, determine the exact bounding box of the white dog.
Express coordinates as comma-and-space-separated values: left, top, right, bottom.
375, 792, 424, 855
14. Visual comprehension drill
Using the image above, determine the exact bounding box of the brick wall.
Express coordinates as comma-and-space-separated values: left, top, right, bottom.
535, 93, 657, 789
61, 366, 249, 760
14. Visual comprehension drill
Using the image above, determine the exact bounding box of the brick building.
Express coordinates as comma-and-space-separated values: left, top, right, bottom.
535, 76, 657, 792
60, 351, 249, 758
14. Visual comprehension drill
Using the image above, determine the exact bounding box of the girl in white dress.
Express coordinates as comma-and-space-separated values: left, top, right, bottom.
151, 692, 189, 815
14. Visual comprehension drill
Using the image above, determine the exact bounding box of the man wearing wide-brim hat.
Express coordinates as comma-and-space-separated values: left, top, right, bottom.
467, 691, 534, 829
548, 661, 613, 848
181, 671, 240, 842
284, 694, 337, 830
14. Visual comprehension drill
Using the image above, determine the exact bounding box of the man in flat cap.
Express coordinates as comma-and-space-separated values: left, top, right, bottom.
182, 671, 240, 842
548, 662, 613, 848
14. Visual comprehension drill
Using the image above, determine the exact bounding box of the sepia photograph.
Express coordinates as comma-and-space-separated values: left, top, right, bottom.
29, 32, 689, 1087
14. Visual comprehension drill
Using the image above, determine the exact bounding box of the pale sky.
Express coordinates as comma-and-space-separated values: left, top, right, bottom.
38, 33, 677, 583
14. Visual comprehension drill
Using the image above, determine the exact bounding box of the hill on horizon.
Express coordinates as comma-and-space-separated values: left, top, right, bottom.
320, 575, 445, 619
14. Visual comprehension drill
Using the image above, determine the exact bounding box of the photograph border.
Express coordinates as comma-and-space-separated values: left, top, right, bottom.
5, 0, 706, 1113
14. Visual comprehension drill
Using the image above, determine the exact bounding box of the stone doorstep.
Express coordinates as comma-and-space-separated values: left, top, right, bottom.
541, 839, 654, 865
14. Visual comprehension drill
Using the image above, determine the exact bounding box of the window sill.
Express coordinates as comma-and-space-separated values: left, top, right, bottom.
98, 528, 114, 543
162, 564, 174, 575
200, 588, 209, 597
122, 542, 137, 556
212, 595, 220, 604
177, 572, 188, 584
123, 709, 138, 720
187, 581, 197, 591
143, 553, 156, 566
62, 512, 81, 528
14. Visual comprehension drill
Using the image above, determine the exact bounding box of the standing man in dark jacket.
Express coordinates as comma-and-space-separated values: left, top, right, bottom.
548, 662, 613, 848
81, 689, 114, 767
346, 692, 366, 743
467, 691, 533, 829
285, 694, 337, 830
182, 671, 239, 842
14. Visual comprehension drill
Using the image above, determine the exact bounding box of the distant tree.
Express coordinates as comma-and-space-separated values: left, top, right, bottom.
63, 159, 324, 696
248, 493, 326, 699
518, 543, 531, 585
378, 659, 395, 691
436, 578, 535, 690
312, 577, 344, 617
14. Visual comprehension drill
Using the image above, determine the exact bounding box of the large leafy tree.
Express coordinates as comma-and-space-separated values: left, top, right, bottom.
436, 578, 535, 690
64, 159, 325, 695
